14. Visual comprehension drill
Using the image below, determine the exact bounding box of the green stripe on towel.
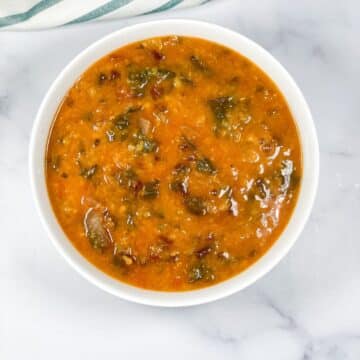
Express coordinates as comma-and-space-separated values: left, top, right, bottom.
67, 0, 133, 25
0, 0, 62, 28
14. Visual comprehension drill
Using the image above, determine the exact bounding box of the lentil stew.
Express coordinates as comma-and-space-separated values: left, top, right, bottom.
46, 36, 302, 291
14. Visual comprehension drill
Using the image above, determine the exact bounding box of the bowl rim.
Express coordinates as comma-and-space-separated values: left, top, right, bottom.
29, 19, 319, 307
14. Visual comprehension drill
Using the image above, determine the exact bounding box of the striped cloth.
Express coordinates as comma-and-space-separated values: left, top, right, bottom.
0, 0, 209, 30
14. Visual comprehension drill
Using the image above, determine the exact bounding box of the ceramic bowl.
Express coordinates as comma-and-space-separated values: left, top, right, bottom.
29, 19, 319, 307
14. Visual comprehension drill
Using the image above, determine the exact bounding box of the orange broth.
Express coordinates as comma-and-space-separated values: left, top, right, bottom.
46, 36, 301, 291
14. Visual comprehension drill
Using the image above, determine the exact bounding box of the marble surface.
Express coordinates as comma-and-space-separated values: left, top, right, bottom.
1, 0, 360, 358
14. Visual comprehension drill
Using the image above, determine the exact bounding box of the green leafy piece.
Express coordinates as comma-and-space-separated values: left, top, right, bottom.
106, 107, 141, 142
170, 163, 190, 194
208, 96, 236, 128
117, 168, 142, 194
143, 137, 158, 153
142, 180, 160, 199
132, 131, 159, 154
170, 179, 188, 194
173, 163, 191, 175
190, 55, 210, 73
80, 165, 97, 179
117, 168, 136, 185
110, 113, 130, 141
179, 73, 194, 86
184, 196, 207, 216
157, 68, 176, 80
114, 114, 130, 130
196, 157, 216, 175
128, 69, 151, 96
188, 262, 215, 283
128, 68, 176, 96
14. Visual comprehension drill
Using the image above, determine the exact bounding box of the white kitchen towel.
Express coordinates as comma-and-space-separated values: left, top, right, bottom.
0, 0, 210, 30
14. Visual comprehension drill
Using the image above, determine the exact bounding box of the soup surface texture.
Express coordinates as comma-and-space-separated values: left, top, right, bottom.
46, 36, 301, 291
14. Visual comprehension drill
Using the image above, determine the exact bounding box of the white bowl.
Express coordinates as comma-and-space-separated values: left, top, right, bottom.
29, 19, 319, 307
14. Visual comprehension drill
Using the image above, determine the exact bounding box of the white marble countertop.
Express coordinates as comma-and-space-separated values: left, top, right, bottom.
1, 0, 359, 358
